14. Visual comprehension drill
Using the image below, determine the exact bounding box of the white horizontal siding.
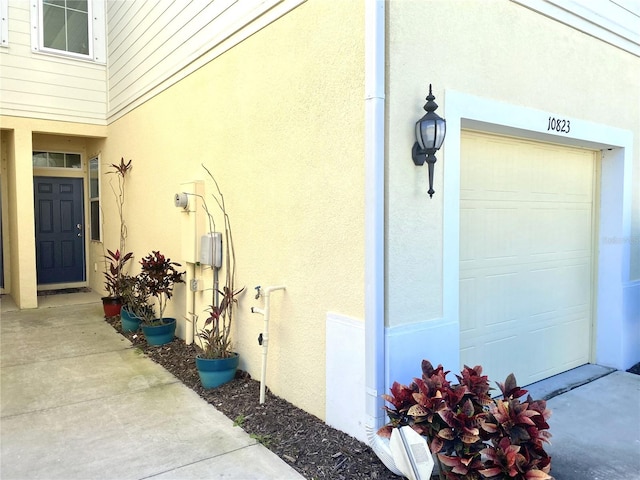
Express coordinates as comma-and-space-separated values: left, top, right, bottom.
108, 0, 235, 97
513, 0, 640, 56
107, 0, 305, 121
1, 0, 303, 124
0, 1, 107, 124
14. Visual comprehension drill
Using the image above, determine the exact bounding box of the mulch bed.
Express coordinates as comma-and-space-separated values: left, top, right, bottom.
104, 315, 402, 480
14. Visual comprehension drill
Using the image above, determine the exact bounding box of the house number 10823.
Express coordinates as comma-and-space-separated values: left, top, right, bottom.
547, 116, 570, 133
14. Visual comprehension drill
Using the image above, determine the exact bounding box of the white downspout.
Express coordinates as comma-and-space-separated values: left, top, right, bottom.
364, 0, 385, 433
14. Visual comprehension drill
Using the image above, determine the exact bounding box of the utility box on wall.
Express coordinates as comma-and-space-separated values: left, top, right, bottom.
178, 180, 205, 263
200, 232, 222, 268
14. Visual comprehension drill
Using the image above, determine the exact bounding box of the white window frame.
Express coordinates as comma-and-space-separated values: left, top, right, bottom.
31, 0, 107, 63
89, 155, 101, 242
0, 0, 8, 48
33, 150, 83, 169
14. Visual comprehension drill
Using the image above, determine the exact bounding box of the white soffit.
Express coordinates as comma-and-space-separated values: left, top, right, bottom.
107, 0, 306, 123
512, 0, 640, 56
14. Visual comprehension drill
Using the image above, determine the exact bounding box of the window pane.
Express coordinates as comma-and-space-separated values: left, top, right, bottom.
66, 153, 81, 168
89, 157, 99, 198
90, 200, 100, 241
44, 0, 66, 8
33, 152, 48, 167
67, 0, 88, 13
48, 152, 65, 167
43, 3, 66, 51
66, 8, 88, 54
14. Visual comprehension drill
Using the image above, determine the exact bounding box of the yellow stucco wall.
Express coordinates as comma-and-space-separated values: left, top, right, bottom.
96, 0, 365, 419
386, 0, 640, 328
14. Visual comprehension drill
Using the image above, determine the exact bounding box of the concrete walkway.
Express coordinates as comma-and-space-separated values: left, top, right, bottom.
1, 292, 639, 480
0, 294, 304, 480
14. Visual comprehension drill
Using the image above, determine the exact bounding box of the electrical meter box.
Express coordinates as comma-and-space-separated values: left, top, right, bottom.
200, 232, 222, 267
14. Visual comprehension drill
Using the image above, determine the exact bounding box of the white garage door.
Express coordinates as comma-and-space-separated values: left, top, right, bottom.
460, 131, 596, 387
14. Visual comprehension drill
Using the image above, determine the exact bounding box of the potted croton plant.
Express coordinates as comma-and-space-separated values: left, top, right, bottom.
102, 248, 133, 317
196, 285, 244, 388
138, 250, 185, 346
195, 166, 245, 388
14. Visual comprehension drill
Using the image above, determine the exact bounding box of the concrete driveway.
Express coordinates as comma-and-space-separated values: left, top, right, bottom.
542, 370, 640, 480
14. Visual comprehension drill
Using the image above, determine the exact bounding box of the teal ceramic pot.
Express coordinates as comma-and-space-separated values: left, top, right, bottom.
141, 318, 176, 346
196, 353, 239, 389
120, 307, 142, 333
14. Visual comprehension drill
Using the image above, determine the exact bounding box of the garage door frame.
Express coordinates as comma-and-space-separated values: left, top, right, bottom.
440, 90, 635, 376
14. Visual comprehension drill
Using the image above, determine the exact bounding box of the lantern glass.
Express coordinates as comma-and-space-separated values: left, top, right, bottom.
434, 117, 446, 150
416, 118, 436, 150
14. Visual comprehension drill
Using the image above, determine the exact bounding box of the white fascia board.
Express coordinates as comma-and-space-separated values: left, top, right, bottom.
1, 0, 8, 48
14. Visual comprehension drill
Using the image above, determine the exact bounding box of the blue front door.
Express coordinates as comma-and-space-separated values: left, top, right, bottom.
0, 185, 3, 289
34, 177, 86, 285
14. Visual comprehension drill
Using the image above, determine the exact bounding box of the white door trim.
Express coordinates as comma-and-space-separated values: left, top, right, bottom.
442, 90, 635, 372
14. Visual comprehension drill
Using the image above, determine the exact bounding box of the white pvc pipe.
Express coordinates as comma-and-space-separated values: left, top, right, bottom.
251, 285, 286, 404
364, 0, 386, 433
185, 262, 196, 345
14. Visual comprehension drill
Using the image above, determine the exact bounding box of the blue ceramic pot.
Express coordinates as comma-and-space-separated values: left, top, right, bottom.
196, 353, 239, 389
141, 318, 176, 346
120, 307, 142, 333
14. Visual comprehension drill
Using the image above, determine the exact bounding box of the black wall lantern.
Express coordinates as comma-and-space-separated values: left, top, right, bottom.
412, 84, 446, 198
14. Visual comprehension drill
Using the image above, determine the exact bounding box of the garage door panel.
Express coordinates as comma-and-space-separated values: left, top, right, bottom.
461, 206, 522, 262
528, 305, 590, 336
461, 211, 530, 266
461, 272, 522, 332
462, 335, 522, 385
460, 131, 595, 387
530, 320, 590, 376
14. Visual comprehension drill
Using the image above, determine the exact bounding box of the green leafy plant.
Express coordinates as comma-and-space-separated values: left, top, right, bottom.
196, 165, 245, 359
379, 360, 552, 480
119, 273, 155, 323
138, 250, 185, 325
250, 433, 272, 448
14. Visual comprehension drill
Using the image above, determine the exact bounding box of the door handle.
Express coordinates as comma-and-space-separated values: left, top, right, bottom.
76, 224, 82, 229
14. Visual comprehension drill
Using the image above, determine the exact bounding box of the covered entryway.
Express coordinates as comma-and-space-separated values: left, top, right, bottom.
34, 177, 86, 286
459, 131, 596, 386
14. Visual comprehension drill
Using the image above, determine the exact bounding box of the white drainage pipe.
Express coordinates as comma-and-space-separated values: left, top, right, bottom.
251, 285, 286, 404
366, 425, 434, 480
